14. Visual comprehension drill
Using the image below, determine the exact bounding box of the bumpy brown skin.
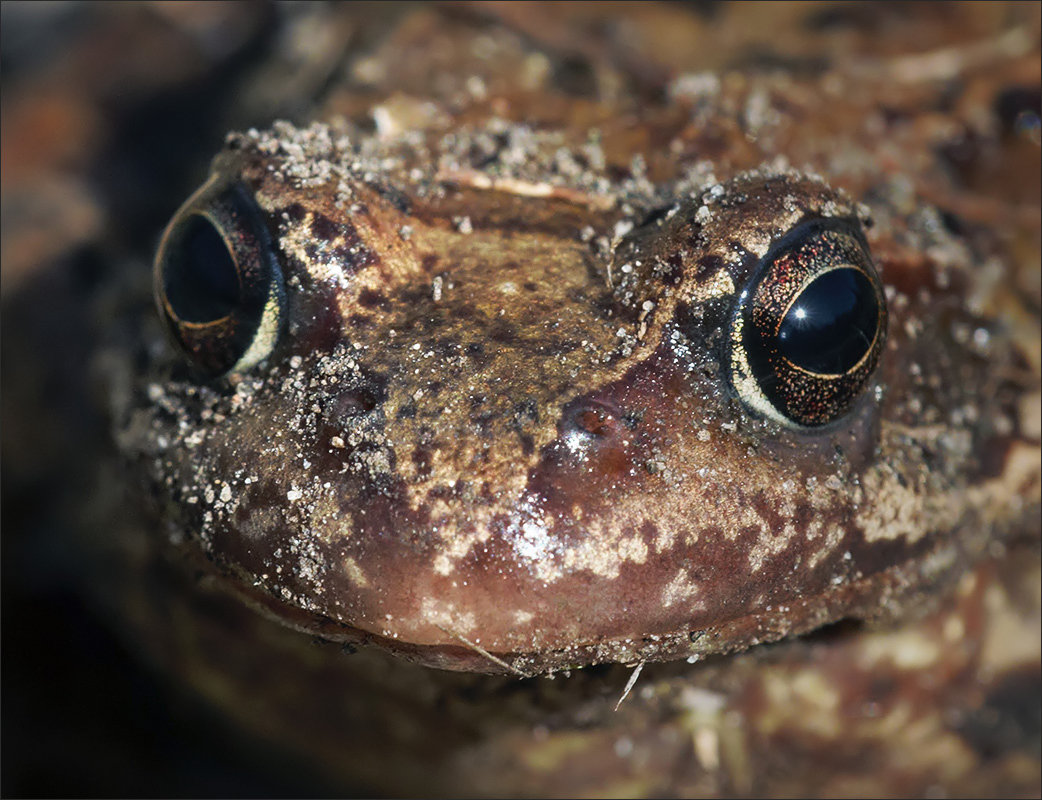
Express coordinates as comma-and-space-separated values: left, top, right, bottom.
130, 10, 1039, 677
90, 1, 1039, 795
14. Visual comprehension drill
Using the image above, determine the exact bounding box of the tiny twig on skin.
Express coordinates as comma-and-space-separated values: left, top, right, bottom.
614, 661, 645, 711
435, 623, 527, 677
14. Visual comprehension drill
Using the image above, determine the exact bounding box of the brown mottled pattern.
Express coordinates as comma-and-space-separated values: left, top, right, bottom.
127, 10, 1041, 676
79, 1, 1041, 795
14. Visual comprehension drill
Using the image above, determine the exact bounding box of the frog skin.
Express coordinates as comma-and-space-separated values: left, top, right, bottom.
4, 2, 1039, 796
130, 9, 1039, 679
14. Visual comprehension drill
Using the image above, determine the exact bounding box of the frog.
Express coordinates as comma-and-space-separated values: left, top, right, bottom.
3, 1, 1040, 796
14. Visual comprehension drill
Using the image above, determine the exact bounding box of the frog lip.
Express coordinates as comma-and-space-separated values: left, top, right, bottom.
210, 509, 947, 677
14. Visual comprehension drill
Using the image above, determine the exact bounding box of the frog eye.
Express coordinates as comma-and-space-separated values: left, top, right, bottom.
729, 218, 887, 428
154, 182, 284, 376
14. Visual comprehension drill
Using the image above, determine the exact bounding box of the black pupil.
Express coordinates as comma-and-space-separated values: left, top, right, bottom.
776, 268, 878, 375
163, 214, 240, 323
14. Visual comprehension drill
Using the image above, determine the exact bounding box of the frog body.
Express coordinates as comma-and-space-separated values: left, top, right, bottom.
133, 5, 1039, 678
4, 2, 1040, 795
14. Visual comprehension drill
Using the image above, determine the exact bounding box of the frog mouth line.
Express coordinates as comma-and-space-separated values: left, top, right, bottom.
206, 534, 962, 676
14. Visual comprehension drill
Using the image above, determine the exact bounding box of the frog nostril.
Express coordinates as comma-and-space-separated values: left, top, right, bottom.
335, 392, 378, 417
562, 400, 624, 440
324, 380, 386, 421
575, 407, 613, 437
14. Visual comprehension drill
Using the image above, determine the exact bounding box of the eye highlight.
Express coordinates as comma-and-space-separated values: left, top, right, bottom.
154, 181, 284, 376
730, 218, 887, 428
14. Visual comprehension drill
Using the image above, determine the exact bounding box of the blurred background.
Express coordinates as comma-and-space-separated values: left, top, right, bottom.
1, 3, 357, 794
3, 2, 1039, 796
